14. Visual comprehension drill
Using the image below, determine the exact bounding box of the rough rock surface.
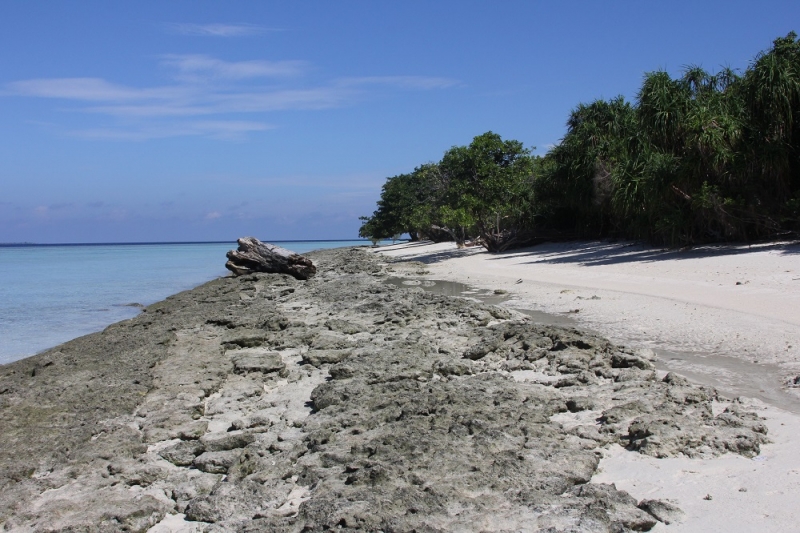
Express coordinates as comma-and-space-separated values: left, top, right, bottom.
0, 247, 768, 532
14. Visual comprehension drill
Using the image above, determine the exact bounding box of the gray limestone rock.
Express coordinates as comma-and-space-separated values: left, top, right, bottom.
324, 318, 366, 335
159, 440, 205, 466
303, 348, 353, 367
638, 498, 685, 524
0, 246, 770, 532
230, 349, 286, 374
194, 450, 241, 474
201, 431, 256, 452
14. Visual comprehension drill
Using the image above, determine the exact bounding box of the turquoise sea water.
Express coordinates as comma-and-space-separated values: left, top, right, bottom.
0, 240, 374, 364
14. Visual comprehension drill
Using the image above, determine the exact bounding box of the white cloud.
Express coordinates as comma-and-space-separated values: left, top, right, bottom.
205, 211, 222, 220
5, 55, 457, 140
69, 120, 273, 141
80, 87, 352, 118
166, 23, 272, 37
7, 73, 353, 119
161, 55, 307, 81
7, 78, 183, 101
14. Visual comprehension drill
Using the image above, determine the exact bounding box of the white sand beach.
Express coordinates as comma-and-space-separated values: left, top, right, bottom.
379, 239, 800, 532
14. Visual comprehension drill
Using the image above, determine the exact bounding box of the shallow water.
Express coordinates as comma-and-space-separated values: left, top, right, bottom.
389, 276, 800, 413
653, 349, 800, 414
387, 277, 507, 304
0, 240, 375, 364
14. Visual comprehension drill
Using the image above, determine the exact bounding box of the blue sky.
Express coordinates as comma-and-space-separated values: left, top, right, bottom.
1, 1, 798, 243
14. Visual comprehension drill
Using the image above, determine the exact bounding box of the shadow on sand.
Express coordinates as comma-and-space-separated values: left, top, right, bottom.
484, 239, 800, 268
386, 239, 800, 268
385, 246, 479, 265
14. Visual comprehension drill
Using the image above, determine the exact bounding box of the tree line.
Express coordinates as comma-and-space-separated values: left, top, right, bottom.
359, 33, 800, 251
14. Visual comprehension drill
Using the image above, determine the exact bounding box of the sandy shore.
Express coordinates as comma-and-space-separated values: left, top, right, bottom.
379, 239, 800, 532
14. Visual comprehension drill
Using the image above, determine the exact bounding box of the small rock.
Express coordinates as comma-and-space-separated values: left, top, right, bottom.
230, 349, 286, 374
169, 420, 208, 441
159, 440, 205, 466
433, 360, 473, 377
325, 319, 365, 335
200, 432, 255, 452
222, 328, 268, 348
566, 397, 596, 413
662, 371, 690, 386
304, 349, 353, 367
193, 450, 241, 474
638, 499, 685, 524
635, 348, 657, 361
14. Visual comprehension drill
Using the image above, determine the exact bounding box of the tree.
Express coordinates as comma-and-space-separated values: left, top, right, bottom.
360, 33, 800, 249
537, 97, 637, 236
438, 132, 535, 251
741, 32, 800, 225
358, 164, 451, 242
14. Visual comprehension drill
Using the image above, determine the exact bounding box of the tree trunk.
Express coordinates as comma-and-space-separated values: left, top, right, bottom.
420, 226, 455, 242
225, 237, 317, 280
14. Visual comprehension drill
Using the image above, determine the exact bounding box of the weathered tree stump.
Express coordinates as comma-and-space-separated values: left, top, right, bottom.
225, 237, 317, 280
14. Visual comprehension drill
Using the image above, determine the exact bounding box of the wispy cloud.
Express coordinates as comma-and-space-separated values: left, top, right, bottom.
5, 55, 457, 140
338, 76, 460, 90
7, 78, 183, 101
70, 120, 273, 141
165, 23, 274, 37
161, 54, 307, 81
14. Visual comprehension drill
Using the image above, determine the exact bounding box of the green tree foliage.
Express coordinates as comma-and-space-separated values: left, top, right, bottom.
361, 33, 800, 250
438, 132, 535, 251
359, 132, 536, 251
539, 32, 800, 244
534, 97, 638, 235
358, 164, 450, 242
741, 33, 800, 202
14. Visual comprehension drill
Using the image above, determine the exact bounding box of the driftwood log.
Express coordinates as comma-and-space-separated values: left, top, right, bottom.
225, 237, 317, 280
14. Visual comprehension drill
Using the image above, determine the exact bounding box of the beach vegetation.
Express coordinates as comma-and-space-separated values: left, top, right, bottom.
360, 32, 800, 249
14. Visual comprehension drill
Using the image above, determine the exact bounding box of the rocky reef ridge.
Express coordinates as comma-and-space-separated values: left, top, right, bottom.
0, 247, 767, 532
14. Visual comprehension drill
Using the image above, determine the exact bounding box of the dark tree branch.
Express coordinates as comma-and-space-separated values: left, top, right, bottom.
225, 237, 317, 280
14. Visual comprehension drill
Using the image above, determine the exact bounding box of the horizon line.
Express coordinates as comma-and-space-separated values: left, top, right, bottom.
0, 238, 378, 248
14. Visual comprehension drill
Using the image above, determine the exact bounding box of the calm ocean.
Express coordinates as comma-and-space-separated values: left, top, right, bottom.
0, 240, 375, 364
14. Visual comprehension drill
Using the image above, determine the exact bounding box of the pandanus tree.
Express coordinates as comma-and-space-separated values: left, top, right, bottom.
741, 32, 800, 220
361, 32, 800, 249
538, 97, 637, 235
634, 66, 748, 242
